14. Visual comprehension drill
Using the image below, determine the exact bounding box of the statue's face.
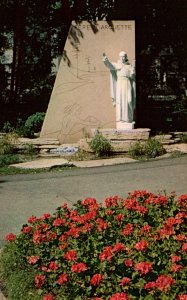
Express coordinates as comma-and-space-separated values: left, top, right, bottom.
119, 53, 127, 63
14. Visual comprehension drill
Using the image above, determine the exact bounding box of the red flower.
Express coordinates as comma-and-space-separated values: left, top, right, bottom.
134, 240, 149, 251
170, 264, 183, 272
33, 230, 46, 244
40, 213, 51, 220
64, 249, 77, 261
90, 274, 104, 286
119, 277, 131, 285
109, 292, 130, 300
155, 275, 175, 292
122, 224, 133, 236
124, 198, 138, 210
177, 295, 187, 300
124, 259, 133, 267
49, 261, 59, 271
59, 242, 68, 250
57, 273, 69, 285
182, 243, 187, 252
81, 222, 93, 233
113, 243, 126, 253
136, 205, 147, 214
144, 281, 156, 289
175, 234, 186, 241
82, 197, 97, 206
35, 274, 45, 288
59, 234, 66, 242
141, 225, 151, 234
106, 210, 114, 216
53, 218, 65, 226
165, 217, 183, 226
105, 196, 120, 207
115, 214, 124, 222
40, 266, 50, 272
154, 196, 168, 205
71, 262, 87, 273
158, 225, 175, 238
27, 255, 40, 264
43, 294, 54, 300
171, 255, 181, 263
96, 218, 108, 231
66, 226, 80, 238
177, 194, 187, 208
5, 233, 16, 241
46, 231, 57, 241
99, 246, 113, 261
135, 262, 152, 275
22, 226, 32, 234
28, 215, 38, 223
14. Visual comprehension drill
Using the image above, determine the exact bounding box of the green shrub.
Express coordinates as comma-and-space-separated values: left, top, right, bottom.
144, 138, 165, 158
0, 154, 21, 167
89, 132, 112, 157
128, 141, 145, 158
22, 143, 38, 156
128, 138, 165, 159
0, 132, 18, 155
0, 242, 39, 300
2, 121, 14, 133
23, 112, 45, 138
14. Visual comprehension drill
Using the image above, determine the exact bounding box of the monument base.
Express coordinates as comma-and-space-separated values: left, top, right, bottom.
116, 121, 135, 130
78, 127, 151, 153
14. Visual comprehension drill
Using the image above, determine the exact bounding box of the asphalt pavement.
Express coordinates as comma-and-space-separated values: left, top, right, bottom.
0, 155, 187, 248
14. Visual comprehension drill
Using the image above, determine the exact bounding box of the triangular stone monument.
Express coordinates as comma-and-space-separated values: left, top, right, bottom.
40, 21, 135, 143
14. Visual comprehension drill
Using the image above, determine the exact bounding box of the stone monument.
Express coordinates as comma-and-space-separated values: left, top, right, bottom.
40, 20, 136, 143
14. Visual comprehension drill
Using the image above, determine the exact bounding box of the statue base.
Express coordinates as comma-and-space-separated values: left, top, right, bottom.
116, 121, 135, 130
80, 127, 151, 153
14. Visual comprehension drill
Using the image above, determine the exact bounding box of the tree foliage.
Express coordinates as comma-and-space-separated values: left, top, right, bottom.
0, 0, 186, 130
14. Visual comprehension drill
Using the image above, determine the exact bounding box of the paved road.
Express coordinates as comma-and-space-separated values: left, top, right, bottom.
0, 156, 187, 247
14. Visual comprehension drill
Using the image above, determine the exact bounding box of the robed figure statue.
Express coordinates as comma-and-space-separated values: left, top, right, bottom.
103, 51, 136, 127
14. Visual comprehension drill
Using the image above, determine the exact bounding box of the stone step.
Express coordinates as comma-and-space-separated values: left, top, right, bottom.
91, 128, 150, 140
17, 137, 60, 145
78, 138, 137, 153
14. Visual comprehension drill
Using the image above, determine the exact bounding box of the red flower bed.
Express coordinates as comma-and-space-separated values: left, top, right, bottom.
3, 190, 187, 299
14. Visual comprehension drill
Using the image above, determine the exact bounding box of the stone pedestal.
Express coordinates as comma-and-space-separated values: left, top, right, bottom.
91, 128, 150, 140
116, 121, 135, 130
78, 128, 151, 153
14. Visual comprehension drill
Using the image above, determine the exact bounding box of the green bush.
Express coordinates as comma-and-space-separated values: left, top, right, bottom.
89, 132, 112, 157
22, 143, 38, 156
2, 121, 14, 133
0, 132, 18, 155
0, 154, 21, 167
20, 112, 45, 138
0, 242, 39, 300
128, 138, 165, 159
128, 141, 145, 158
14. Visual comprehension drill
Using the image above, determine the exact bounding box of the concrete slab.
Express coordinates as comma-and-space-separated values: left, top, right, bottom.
71, 157, 136, 168
10, 158, 71, 169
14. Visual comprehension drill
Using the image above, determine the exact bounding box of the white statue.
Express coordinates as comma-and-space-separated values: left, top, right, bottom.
103, 51, 136, 129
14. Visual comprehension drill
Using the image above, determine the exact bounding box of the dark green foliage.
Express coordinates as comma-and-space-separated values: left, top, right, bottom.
0, 243, 39, 300
89, 133, 112, 157
23, 112, 45, 137
0, 154, 20, 167
128, 138, 165, 159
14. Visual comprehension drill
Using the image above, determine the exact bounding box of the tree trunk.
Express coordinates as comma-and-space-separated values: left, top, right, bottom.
9, 0, 26, 103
